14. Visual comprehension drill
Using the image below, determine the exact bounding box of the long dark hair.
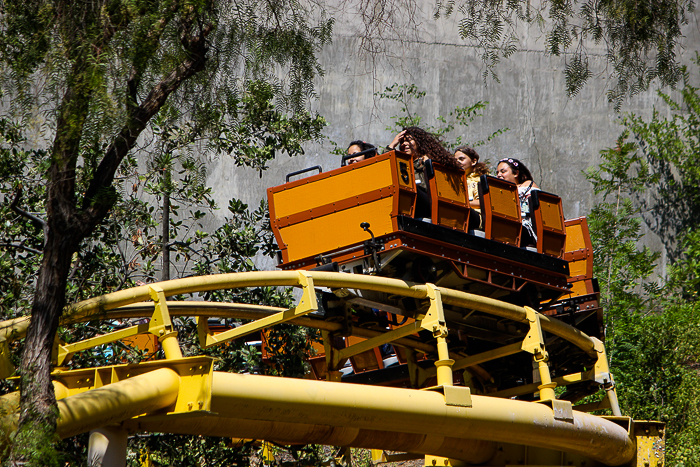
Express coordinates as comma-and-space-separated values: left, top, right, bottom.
401, 127, 460, 169
454, 146, 489, 176
498, 158, 534, 184
347, 140, 378, 157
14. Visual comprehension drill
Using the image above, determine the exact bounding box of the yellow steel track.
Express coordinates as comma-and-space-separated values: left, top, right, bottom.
0, 271, 663, 466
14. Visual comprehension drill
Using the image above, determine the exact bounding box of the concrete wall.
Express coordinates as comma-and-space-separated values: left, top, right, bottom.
207, 3, 700, 266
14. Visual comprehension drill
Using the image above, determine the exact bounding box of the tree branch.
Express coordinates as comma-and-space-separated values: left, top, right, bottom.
0, 243, 42, 255
10, 189, 46, 229
81, 22, 214, 224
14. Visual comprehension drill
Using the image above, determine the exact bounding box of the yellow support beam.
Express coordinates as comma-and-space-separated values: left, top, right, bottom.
423, 284, 454, 387
56, 270, 588, 355
335, 321, 420, 366
0, 271, 658, 467
194, 371, 636, 466
197, 271, 318, 349
56, 323, 150, 366
43, 356, 214, 413
0, 367, 180, 442
118, 301, 437, 355
521, 306, 556, 401
488, 370, 600, 400
0, 339, 14, 380
591, 337, 622, 416
148, 285, 182, 359
0, 316, 30, 341
0, 271, 597, 365
451, 342, 522, 373
424, 455, 466, 466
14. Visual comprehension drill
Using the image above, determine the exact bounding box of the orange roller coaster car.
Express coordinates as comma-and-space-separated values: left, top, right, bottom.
268, 149, 603, 393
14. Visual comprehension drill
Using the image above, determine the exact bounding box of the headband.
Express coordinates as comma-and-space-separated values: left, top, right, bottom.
499, 158, 518, 167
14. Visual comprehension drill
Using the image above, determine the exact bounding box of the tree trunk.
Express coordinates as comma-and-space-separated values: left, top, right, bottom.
6, 19, 211, 465
9, 226, 80, 466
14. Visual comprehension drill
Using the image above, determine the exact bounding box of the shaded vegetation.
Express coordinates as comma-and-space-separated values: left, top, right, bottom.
586, 59, 700, 465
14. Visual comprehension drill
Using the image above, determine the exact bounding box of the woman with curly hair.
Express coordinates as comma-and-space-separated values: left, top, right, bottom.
387, 127, 460, 169
387, 127, 461, 219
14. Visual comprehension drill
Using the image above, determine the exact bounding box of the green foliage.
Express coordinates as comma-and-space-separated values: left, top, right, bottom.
610, 300, 700, 465
128, 434, 252, 467
377, 82, 509, 151
587, 57, 700, 263
6, 409, 61, 467
434, 0, 691, 106
586, 135, 660, 322
212, 81, 327, 175
619, 60, 700, 261
0, 120, 46, 318
587, 69, 700, 465
667, 230, 700, 299
0, 0, 332, 464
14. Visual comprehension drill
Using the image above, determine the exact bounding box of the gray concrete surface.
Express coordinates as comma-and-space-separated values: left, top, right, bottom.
206, 3, 699, 273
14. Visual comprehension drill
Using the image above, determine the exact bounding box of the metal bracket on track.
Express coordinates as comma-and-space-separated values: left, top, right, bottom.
148, 285, 174, 338
521, 306, 558, 402
590, 337, 622, 416
149, 284, 182, 359
56, 323, 151, 366
420, 284, 448, 338
51, 356, 216, 415
521, 306, 546, 357
536, 398, 574, 422
421, 384, 473, 408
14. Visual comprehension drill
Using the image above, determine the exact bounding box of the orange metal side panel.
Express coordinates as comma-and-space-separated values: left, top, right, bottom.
568, 258, 589, 278
437, 204, 468, 230
540, 199, 564, 231
480, 176, 522, 247
564, 220, 588, 253
430, 165, 470, 231
278, 197, 395, 263
346, 336, 383, 373
398, 191, 415, 217
537, 193, 567, 257
395, 155, 414, 190
488, 186, 520, 220
392, 152, 416, 217
564, 217, 594, 282
568, 280, 590, 297
269, 152, 415, 264
434, 170, 467, 204
308, 356, 328, 380
271, 159, 394, 219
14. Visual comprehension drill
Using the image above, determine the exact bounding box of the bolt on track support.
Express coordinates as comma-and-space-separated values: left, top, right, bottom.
592, 337, 622, 416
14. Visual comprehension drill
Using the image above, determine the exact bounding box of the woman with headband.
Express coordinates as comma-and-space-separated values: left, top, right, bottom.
496, 158, 539, 248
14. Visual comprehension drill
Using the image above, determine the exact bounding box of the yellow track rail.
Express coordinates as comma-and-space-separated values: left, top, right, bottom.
0, 271, 660, 466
